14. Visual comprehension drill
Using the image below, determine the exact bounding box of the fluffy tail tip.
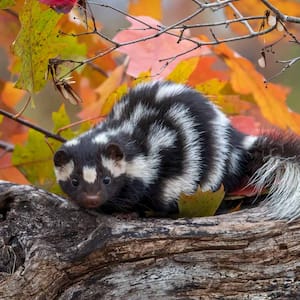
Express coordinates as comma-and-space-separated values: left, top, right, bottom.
250, 156, 300, 221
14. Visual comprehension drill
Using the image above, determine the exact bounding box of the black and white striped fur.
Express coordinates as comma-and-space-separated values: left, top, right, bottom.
54, 81, 300, 220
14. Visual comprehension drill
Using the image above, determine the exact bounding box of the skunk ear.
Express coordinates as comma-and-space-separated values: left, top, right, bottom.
54, 149, 70, 167
105, 143, 124, 161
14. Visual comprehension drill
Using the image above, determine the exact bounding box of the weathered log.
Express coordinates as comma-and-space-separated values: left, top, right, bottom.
0, 181, 299, 299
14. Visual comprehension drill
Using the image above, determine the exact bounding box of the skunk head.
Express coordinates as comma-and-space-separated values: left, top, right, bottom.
54, 138, 127, 209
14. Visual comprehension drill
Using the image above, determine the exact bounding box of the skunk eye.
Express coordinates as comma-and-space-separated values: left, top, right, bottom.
102, 176, 111, 185
71, 178, 79, 187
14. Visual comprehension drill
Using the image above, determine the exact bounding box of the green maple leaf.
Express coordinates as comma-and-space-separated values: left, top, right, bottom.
13, 0, 86, 93
0, 0, 15, 9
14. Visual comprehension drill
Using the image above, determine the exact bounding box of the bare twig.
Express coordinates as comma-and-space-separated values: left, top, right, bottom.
227, 1, 255, 34
266, 56, 300, 82
14, 95, 31, 119
0, 141, 15, 159
261, 0, 300, 23
57, 0, 284, 79
10, 0, 298, 99
0, 109, 66, 143
159, 24, 276, 63
172, 16, 266, 30
56, 115, 105, 135
0, 141, 14, 152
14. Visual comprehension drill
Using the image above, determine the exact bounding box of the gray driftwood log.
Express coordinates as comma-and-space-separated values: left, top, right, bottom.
0, 181, 299, 300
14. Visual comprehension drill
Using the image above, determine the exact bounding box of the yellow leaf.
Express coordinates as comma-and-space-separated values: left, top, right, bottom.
166, 57, 199, 84
178, 185, 225, 218
128, 0, 162, 21
102, 84, 128, 116
195, 79, 252, 115
98, 63, 127, 115
133, 70, 152, 86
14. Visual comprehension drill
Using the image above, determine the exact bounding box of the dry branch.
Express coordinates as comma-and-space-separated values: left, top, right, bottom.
52, 0, 300, 82
0, 181, 299, 299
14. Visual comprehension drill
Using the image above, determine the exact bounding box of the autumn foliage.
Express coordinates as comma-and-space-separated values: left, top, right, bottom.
0, 0, 300, 215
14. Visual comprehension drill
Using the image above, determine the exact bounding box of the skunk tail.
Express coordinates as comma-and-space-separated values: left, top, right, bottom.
247, 131, 300, 221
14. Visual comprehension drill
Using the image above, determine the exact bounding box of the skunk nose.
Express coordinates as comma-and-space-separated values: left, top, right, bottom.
82, 194, 102, 208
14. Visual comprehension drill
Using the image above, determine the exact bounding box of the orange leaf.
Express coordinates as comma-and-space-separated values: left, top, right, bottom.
113, 16, 211, 78
9, 132, 28, 145
78, 63, 127, 120
224, 0, 300, 43
0, 154, 29, 184
214, 44, 300, 135
128, 0, 162, 21
1, 81, 26, 108
189, 56, 227, 85
78, 77, 98, 108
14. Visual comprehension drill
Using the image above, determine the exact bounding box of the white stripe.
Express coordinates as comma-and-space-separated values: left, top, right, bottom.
250, 157, 300, 220
161, 104, 202, 202
126, 155, 155, 184
65, 138, 80, 147
94, 94, 157, 146
125, 126, 177, 185
148, 124, 176, 153
130, 102, 148, 124
92, 123, 135, 147
112, 98, 129, 120
156, 83, 188, 102
92, 132, 109, 144
101, 156, 126, 177
130, 103, 157, 125
102, 152, 161, 184
82, 166, 97, 184
201, 106, 230, 192
228, 148, 242, 175
104, 103, 158, 138
54, 160, 74, 182
242, 135, 258, 150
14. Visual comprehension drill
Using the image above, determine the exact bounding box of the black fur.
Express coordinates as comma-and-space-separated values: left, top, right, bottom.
54, 81, 300, 219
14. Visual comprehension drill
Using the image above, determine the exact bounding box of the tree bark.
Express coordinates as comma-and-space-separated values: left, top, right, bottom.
0, 181, 299, 300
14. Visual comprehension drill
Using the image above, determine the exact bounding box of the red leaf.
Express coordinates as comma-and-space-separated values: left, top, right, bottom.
228, 184, 258, 197
113, 16, 211, 78
230, 115, 260, 136
39, 0, 77, 13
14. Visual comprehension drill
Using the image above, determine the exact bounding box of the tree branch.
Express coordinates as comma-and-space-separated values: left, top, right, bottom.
172, 16, 266, 30
0, 141, 14, 152
261, 0, 300, 23
0, 109, 66, 143
58, 1, 281, 79
266, 56, 300, 82
0, 181, 299, 299
227, 1, 255, 34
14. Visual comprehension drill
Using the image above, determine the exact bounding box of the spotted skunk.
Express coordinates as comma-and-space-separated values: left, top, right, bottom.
54, 81, 300, 220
